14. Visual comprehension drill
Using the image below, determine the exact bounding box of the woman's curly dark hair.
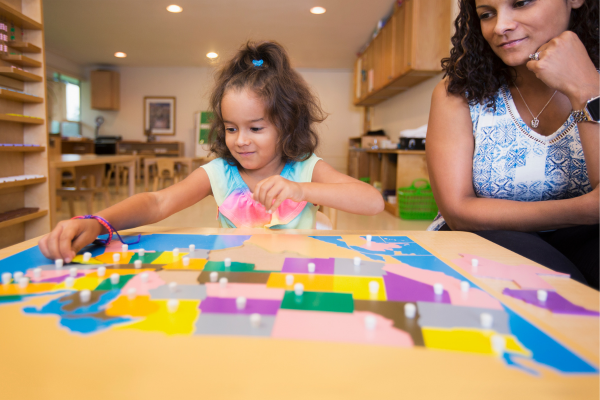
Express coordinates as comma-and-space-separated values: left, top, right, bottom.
208, 40, 326, 167
442, 0, 599, 106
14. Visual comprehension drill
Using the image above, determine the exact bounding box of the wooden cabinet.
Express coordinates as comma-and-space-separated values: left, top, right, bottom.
116, 141, 184, 156
91, 70, 120, 110
354, 0, 451, 106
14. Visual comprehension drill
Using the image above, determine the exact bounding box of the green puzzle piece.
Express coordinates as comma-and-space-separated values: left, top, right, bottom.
203, 261, 256, 272
129, 252, 163, 264
280, 291, 354, 313
95, 274, 136, 291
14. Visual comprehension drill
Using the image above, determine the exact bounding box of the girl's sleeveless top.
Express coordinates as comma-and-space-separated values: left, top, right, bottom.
428, 85, 592, 231
201, 154, 321, 229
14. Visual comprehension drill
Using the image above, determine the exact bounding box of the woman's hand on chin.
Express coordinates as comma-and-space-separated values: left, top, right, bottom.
526, 31, 599, 109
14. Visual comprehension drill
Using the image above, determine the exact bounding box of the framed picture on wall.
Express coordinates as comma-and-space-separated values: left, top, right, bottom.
144, 96, 176, 135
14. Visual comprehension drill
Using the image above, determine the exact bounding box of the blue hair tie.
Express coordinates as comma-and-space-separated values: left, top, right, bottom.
252, 59, 264, 67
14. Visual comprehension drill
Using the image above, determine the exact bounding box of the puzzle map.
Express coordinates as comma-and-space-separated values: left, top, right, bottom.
0, 233, 597, 376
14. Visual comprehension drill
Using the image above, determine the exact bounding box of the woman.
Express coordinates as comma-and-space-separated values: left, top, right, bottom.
426, 0, 599, 288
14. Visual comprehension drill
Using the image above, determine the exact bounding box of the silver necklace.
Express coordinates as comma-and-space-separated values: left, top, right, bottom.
514, 84, 557, 128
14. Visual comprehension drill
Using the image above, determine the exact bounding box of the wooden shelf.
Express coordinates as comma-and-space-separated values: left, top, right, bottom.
384, 201, 399, 217
0, 113, 44, 124
0, 209, 47, 229
0, 88, 43, 103
0, 2, 43, 30
0, 176, 46, 190
0, 67, 43, 82
0, 145, 44, 152
7, 41, 41, 53
1, 55, 41, 68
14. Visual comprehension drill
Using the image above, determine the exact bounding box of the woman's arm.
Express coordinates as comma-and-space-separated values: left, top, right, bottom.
38, 167, 213, 262
427, 79, 598, 232
253, 160, 385, 216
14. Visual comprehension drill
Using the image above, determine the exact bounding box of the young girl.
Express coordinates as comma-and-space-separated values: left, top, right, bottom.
39, 41, 384, 262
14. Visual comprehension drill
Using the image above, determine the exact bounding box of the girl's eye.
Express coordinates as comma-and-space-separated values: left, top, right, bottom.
478, 11, 494, 19
225, 127, 237, 133
250, 127, 264, 132
514, 0, 532, 8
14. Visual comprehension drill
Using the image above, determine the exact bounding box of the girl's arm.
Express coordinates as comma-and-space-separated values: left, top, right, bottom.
38, 167, 213, 262
427, 79, 599, 233
253, 160, 385, 215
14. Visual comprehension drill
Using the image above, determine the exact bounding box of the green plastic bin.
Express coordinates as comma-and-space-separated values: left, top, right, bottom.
397, 179, 438, 220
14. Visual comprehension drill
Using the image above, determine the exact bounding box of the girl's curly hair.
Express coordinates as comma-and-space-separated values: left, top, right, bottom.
208, 40, 326, 167
442, 0, 599, 106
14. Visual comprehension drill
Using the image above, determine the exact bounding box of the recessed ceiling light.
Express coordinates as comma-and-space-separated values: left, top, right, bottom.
310, 6, 326, 14
206, 52, 218, 59
166, 4, 183, 13
114, 52, 127, 58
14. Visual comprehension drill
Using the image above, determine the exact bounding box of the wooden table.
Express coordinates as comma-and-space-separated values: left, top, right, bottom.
0, 228, 597, 399
49, 154, 136, 227
143, 156, 210, 191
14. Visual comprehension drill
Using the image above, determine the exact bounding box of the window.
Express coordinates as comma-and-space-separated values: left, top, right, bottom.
48, 72, 81, 136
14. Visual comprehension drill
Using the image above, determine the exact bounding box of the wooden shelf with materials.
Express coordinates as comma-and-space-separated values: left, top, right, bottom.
0, 145, 45, 152
0, 88, 44, 103
7, 41, 42, 53
0, 113, 44, 124
1, 54, 42, 68
0, 209, 48, 230
0, 2, 43, 30
0, 177, 46, 190
0, 66, 43, 82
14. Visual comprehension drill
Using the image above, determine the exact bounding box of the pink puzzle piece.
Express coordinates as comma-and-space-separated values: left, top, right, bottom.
452, 254, 569, 290
272, 309, 414, 347
121, 271, 165, 296
359, 241, 400, 252
25, 269, 93, 282
205, 282, 285, 300
383, 263, 503, 310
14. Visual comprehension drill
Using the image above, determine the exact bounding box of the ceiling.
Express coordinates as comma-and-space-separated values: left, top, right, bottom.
42, 0, 394, 69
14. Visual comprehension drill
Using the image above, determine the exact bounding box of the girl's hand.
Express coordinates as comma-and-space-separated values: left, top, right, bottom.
253, 175, 305, 214
38, 219, 103, 263
526, 31, 599, 109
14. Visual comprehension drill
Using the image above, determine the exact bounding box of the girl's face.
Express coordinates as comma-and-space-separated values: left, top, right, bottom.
221, 88, 280, 171
475, 0, 581, 67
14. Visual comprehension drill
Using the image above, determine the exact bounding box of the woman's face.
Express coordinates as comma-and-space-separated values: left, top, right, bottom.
475, 0, 581, 67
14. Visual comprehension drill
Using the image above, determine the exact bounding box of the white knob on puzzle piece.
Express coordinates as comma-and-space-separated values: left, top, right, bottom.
368, 281, 380, 294
83, 252, 92, 262
236, 296, 247, 310
433, 283, 444, 295
460, 281, 470, 292
182, 257, 190, 267
127, 288, 136, 300
64, 277, 75, 289
537, 290, 548, 302
139, 249, 145, 257
471, 258, 479, 267
250, 313, 261, 328
55, 259, 63, 269
364, 315, 377, 330
168, 282, 178, 293
2, 272, 11, 285
480, 313, 493, 329
366, 235, 372, 243
491, 334, 506, 354
189, 244, 195, 253
307, 263, 316, 273
210, 272, 218, 283
219, 277, 228, 288
224, 258, 231, 267
285, 274, 294, 286
33, 268, 42, 280
69, 267, 77, 277
113, 253, 120, 263
110, 274, 120, 285
122, 244, 128, 252
294, 283, 304, 296
18, 277, 29, 289
353, 257, 361, 267
80, 290, 91, 303
167, 299, 179, 313
404, 303, 416, 318
140, 272, 149, 283
134, 260, 142, 269
172, 249, 179, 258
13, 271, 23, 282
97, 266, 106, 277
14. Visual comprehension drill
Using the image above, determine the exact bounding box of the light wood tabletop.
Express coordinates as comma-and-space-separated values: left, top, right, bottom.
0, 228, 597, 400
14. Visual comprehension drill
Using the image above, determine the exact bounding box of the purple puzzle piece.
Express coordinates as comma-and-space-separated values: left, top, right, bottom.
281, 258, 335, 275
503, 289, 600, 317
199, 297, 281, 315
383, 271, 451, 303
40, 273, 86, 283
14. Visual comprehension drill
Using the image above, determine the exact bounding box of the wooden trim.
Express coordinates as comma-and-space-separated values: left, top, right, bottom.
384, 200, 399, 217
0, 113, 44, 124
0, 67, 43, 82
0, 146, 45, 152
1, 54, 42, 68
366, 149, 426, 155
0, 209, 47, 229
7, 41, 42, 53
0, 2, 43, 30
0, 88, 44, 103
0, 177, 46, 190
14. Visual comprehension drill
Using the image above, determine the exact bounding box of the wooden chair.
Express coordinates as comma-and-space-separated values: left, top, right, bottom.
106, 164, 130, 194
57, 165, 111, 217
153, 159, 181, 191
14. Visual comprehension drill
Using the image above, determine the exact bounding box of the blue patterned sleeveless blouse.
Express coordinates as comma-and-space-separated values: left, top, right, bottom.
428, 85, 592, 231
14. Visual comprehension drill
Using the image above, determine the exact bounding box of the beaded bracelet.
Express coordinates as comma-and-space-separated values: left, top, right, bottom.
71, 215, 141, 246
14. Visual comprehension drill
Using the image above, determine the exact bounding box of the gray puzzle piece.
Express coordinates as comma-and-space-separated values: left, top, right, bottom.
194, 313, 275, 337
149, 284, 207, 300
334, 258, 386, 277
175, 249, 209, 259
416, 302, 510, 334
